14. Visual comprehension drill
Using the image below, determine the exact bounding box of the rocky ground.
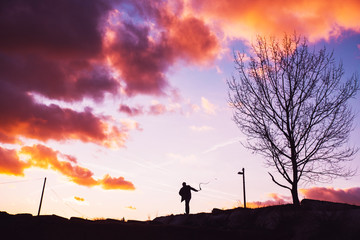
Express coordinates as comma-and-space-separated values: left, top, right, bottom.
1, 199, 359, 239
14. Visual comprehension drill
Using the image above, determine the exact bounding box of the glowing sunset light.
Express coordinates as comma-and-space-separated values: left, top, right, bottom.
0, 0, 359, 221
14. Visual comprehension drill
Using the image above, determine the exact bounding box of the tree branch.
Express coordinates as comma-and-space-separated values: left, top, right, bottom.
268, 172, 291, 191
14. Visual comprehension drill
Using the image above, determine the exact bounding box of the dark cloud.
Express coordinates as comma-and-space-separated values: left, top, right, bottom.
106, 1, 219, 96
0, 0, 219, 102
119, 104, 144, 116
0, 81, 126, 146
0, 53, 119, 101
0, 0, 111, 58
106, 21, 172, 96
0, 0, 120, 108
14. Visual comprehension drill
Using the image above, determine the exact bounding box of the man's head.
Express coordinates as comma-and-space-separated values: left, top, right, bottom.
182, 182, 186, 186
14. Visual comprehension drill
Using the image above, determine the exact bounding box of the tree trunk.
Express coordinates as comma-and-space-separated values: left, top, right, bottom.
291, 184, 300, 206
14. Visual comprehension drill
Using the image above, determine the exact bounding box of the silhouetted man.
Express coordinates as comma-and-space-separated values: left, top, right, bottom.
179, 182, 198, 214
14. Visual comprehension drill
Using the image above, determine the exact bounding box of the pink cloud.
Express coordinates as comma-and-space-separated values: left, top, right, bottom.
119, 102, 183, 117
148, 103, 167, 115
105, 1, 219, 96
119, 104, 144, 117
245, 187, 360, 208
300, 187, 360, 205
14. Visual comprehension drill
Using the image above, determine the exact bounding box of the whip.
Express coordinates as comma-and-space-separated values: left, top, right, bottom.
198, 182, 209, 191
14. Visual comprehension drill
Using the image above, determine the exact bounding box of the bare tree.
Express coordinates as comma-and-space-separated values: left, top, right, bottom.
228, 34, 359, 206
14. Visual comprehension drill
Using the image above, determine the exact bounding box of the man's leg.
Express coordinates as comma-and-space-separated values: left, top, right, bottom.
185, 199, 190, 214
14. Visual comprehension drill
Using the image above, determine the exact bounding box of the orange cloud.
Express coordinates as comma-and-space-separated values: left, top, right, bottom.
300, 187, 360, 205
167, 16, 219, 64
74, 196, 85, 202
246, 193, 292, 208
126, 206, 136, 210
20, 144, 99, 187
188, 0, 360, 42
100, 174, 135, 190
0, 147, 28, 176
0, 144, 135, 190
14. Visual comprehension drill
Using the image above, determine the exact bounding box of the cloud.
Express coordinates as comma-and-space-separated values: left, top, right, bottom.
119, 101, 183, 117
20, 144, 98, 187
0, 0, 219, 102
119, 104, 144, 117
3, 0, 359, 190
300, 187, 360, 205
188, 0, 360, 42
0, 0, 118, 102
190, 125, 214, 132
0, 0, 109, 57
201, 97, 217, 115
0, 147, 28, 176
105, 1, 219, 96
0, 0, 221, 151
126, 206, 136, 210
0, 85, 128, 147
167, 153, 197, 164
63, 196, 89, 206
243, 187, 360, 208
0, 144, 135, 190
148, 103, 167, 115
202, 137, 241, 154
105, 20, 172, 96
120, 119, 143, 132
246, 193, 292, 208
0, 0, 130, 149
74, 196, 85, 202
100, 174, 135, 190
165, 15, 220, 64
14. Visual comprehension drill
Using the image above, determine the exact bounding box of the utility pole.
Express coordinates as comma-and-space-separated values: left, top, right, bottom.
37, 177, 47, 216
238, 168, 246, 208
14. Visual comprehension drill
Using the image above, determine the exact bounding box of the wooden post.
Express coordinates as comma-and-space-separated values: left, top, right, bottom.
238, 168, 246, 208
37, 177, 46, 216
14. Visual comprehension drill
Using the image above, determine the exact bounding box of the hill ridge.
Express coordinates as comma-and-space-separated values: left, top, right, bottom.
1, 199, 360, 239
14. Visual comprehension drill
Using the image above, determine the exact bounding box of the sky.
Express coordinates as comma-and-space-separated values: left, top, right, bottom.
0, 0, 360, 221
